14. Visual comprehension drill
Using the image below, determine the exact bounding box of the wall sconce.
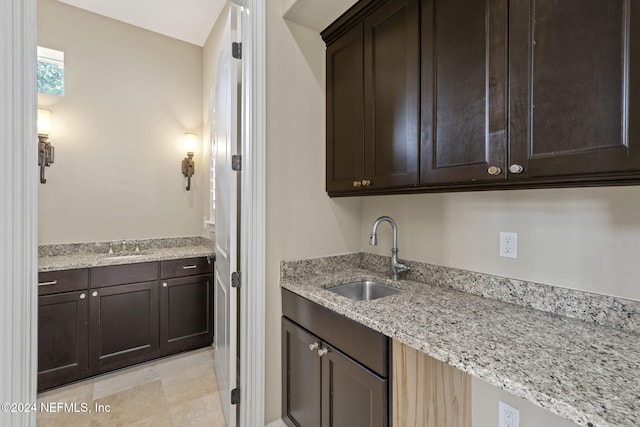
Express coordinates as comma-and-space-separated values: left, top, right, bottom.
182, 133, 197, 191
37, 109, 55, 184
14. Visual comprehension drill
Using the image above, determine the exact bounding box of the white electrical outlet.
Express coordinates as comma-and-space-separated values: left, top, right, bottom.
499, 401, 520, 427
499, 232, 518, 259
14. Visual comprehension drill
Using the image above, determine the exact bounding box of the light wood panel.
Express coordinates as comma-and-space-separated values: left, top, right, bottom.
393, 340, 471, 427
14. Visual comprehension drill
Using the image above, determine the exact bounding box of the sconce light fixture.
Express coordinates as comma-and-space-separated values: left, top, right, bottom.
182, 133, 197, 191
37, 109, 55, 184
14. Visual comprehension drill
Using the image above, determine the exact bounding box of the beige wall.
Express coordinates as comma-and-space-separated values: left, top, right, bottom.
360, 187, 640, 301
37, 0, 204, 244
265, 0, 363, 421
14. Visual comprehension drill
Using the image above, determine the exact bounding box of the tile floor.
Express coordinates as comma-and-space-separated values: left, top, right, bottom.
36, 347, 226, 427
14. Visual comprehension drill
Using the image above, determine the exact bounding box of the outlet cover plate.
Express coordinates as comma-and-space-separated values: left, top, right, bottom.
500, 232, 518, 259
499, 401, 520, 427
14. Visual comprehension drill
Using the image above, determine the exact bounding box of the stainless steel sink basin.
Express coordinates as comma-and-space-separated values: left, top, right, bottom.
328, 280, 401, 301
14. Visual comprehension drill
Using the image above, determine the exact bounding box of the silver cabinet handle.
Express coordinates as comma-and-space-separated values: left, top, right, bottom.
182, 265, 197, 270
80, 293, 86, 299
92, 291, 98, 297
487, 165, 502, 176
509, 164, 524, 174
162, 282, 168, 288
38, 280, 58, 286
309, 342, 319, 351
317, 348, 329, 357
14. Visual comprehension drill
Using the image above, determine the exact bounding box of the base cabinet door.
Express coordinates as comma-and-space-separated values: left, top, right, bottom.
160, 274, 213, 355
282, 318, 388, 427
283, 318, 321, 427
89, 281, 159, 372
321, 345, 387, 427
38, 291, 89, 391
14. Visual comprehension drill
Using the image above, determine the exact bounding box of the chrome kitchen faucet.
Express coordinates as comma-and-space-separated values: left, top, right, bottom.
369, 216, 410, 280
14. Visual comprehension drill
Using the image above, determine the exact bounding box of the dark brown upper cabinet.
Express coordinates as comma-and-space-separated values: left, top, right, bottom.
420, 0, 508, 185
508, 0, 640, 180
324, 0, 420, 195
328, 0, 640, 195
423, 0, 640, 187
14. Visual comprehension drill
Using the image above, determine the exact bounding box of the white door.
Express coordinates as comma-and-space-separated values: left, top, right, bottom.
214, 6, 241, 427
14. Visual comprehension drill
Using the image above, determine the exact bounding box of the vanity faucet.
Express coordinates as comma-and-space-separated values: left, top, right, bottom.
369, 216, 410, 280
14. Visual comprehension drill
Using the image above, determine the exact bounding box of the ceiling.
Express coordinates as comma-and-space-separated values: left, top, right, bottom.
56, 0, 226, 46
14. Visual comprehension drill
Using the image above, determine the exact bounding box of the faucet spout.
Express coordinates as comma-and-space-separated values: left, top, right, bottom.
369, 216, 410, 280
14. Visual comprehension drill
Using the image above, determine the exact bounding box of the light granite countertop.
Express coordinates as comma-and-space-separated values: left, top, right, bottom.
280, 255, 639, 427
39, 237, 214, 272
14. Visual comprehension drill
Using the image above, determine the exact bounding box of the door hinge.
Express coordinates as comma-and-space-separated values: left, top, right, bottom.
232, 42, 242, 59
232, 154, 242, 171
231, 387, 240, 405
231, 272, 241, 288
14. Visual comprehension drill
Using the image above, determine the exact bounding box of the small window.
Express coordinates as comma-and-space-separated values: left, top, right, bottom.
37, 46, 64, 97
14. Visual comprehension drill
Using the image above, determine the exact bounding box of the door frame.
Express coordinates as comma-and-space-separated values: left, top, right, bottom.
2, 0, 266, 425
1, 0, 38, 426
237, 1, 266, 425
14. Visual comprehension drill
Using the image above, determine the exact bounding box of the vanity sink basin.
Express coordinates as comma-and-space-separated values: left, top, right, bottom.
106, 253, 146, 260
328, 280, 401, 301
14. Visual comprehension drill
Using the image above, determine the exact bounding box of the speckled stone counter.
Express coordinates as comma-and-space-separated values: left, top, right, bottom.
39, 237, 214, 272
280, 253, 640, 427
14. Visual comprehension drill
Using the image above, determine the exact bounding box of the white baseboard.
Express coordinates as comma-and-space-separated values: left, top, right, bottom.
265, 419, 286, 427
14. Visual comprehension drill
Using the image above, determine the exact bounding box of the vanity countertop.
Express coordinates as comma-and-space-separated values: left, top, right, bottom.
280, 255, 639, 427
39, 237, 214, 272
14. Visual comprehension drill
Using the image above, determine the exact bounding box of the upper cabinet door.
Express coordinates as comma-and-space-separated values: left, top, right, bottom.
509, 0, 640, 179
420, 0, 508, 185
326, 24, 365, 193
363, 0, 420, 190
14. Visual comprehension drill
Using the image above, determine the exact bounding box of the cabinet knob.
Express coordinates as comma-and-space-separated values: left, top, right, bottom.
352, 181, 362, 188
509, 164, 524, 174
162, 282, 168, 288
487, 165, 502, 176
92, 291, 98, 297
308, 342, 319, 352
317, 347, 329, 357
79, 293, 86, 299
361, 179, 371, 187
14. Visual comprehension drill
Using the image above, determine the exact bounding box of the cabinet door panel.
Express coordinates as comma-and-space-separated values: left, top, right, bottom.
282, 318, 321, 427
510, 0, 640, 177
364, 0, 419, 189
321, 345, 387, 427
421, 0, 508, 184
326, 24, 365, 193
38, 291, 88, 391
160, 274, 213, 354
89, 281, 159, 371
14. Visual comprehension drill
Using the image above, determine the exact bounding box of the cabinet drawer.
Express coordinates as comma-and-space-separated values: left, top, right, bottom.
91, 262, 159, 288
282, 289, 389, 377
160, 257, 213, 279
38, 269, 88, 296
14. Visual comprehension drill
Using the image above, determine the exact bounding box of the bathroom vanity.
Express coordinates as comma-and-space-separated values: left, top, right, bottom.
37, 238, 214, 391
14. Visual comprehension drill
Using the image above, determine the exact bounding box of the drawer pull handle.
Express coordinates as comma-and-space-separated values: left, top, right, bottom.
162, 282, 168, 288
79, 293, 86, 299
92, 291, 98, 297
182, 265, 197, 270
38, 280, 58, 286
309, 342, 319, 351
317, 348, 329, 357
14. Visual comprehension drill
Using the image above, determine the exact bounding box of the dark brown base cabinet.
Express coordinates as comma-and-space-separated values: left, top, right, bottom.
282, 290, 389, 427
37, 257, 213, 392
